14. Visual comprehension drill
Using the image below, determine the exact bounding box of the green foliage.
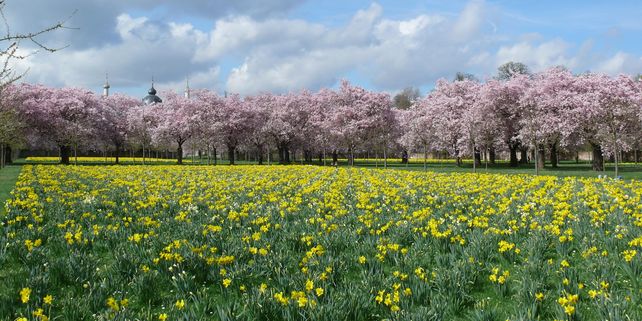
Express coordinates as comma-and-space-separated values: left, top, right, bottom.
1, 165, 641, 320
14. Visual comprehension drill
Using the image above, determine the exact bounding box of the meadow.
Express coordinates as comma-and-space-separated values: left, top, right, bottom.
1, 165, 641, 320
22, 156, 642, 180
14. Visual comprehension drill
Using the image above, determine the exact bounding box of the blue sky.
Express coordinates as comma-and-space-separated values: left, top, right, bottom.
8, 0, 642, 98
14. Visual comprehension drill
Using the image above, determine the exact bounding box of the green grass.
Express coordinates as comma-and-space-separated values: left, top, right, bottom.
354, 160, 642, 180
0, 165, 22, 216
15, 157, 642, 180
3, 165, 640, 320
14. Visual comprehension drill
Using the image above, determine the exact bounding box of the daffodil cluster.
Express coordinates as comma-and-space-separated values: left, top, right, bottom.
2, 165, 641, 320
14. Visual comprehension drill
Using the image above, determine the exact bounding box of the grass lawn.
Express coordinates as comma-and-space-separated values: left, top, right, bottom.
0, 165, 22, 215
350, 160, 642, 180
15, 157, 642, 180
2, 165, 640, 320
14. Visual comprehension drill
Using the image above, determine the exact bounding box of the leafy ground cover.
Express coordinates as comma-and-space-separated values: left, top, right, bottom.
1, 165, 641, 320
21, 156, 642, 180
0, 165, 22, 215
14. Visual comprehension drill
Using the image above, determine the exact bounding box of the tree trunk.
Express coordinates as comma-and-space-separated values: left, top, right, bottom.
4, 146, 11, 165
332, 150, 338, 166
0, 143, 4, 169
485, 147, 489, 170
536, 145, 545, 170
257, 147, 263, 165
349, 147, 354, 167
115, 144, 121, 164
228, 145, 235, 165
285, 146, 290, 163
614, 147, 619, 178
60, 145, 71, 165
278, 144, 290, 164
474, 148, 482, 167
519, 147, 528, 164
424, 144, 428, 172
489, 147, 496, 165
177, 144, 183, 165
549, 142, 558, 168
318, 152, 323, 165
401, 149, 408, 164
534, 146, 539, 175
509, 144, 518, 167
383, 145, 388, 169
590, 142, 604, 171
277, 146, 283, 164
304, 150, 312, 163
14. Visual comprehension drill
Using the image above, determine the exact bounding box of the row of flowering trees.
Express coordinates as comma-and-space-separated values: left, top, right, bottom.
2, 68, 642, 175
2, 81, 395, 167
403, 67, 642, 176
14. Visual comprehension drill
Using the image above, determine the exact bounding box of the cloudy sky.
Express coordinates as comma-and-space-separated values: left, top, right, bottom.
8, 0, 642, 97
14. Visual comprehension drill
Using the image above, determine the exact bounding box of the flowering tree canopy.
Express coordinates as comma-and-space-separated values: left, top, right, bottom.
6, 71, 642, 174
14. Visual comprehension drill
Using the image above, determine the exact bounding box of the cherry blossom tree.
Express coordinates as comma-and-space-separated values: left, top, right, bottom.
189, 89, 224, 164
94, 94, 141, 164
326, 81, 393, 166
471, 99, 503, 168
572, 73, 642, 176
126, 104, 155, 164
245, 93, 277, 165
148, 92, 198, 164
423, 79, 478, 166
0, 85, 26, 167
308, 88, 337, 165
14, 84, 99, 164
265, 91, 313, 164
8, 69, 642, 174
398, 106, 436, 170
362, 91, 395, 167
480, 77, 528, 167
519, 67, 578, 172
215, 94, 253, 165
455, 81, 484, 171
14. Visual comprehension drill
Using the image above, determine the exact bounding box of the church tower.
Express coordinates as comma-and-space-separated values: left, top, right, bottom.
142, 78, 163, 105
184, 78, 191, 99
103, 73, 110, 97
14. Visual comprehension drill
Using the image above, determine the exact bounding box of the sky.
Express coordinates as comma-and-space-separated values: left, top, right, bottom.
7, 0, 642, 98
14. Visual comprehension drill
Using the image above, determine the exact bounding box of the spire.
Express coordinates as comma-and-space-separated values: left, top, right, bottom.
148, 76, 157, 95
143, 76, 162, 105
103, 72, 110, 97
184, 77, 190, 99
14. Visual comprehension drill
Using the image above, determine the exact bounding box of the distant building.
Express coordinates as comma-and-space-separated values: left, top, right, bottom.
103, 73, 110, 97
142, 81, 162, 105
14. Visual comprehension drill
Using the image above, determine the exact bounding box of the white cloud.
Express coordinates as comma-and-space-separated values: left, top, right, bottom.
222, 1, 495, 93
158, 67, 221, 93
194, 16, 325, 62
17, 13, 211, 92
496, 39, 578, 71
9, 0, 642, 98
14, 0, 501, 95
226, 47, 368, 95
453, 0, 487, 40
595, 52, 642, 75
